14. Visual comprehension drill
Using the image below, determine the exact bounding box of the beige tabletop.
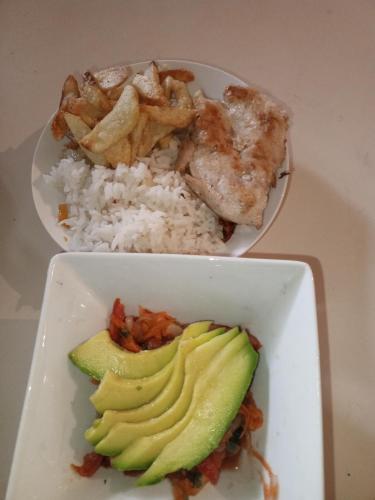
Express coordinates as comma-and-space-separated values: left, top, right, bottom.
1, 1, 374, 499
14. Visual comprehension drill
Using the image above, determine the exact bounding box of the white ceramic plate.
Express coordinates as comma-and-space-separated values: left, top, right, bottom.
6, 253, 323, 500
31, 59, 290, 256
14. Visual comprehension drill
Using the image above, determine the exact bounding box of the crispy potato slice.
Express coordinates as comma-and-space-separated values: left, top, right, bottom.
80, 82, 112, 114
140, 104, 195, 128
158, 68, 195, 83
130, 111, 148, 163
51, 74, 80, 140
104, 136, 132, 167
162, 76, 173, 100
170, 79, 193, 108
132, 61, 167, 106
138, 121, 174, 157
107, 83, 126, 102
80, 85, 139, 153
65, 96, 103, 128
64, 112, 108, 166
51, 110, 68, 140
93, 65, 129, 91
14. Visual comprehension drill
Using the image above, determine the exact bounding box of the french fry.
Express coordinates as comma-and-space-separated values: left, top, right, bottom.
162, 76, 173, 100
64, 112, 108, 166
80, 85, 139, 153
65, 96, 103, 128
170, 79, 193, 109
132, 61, 167, 106
51, 110, 68, 140
51, 74, 80, 140
93, 65, 129, 91
130, 111, 148, 163
104, 136, 132, 167
138, 121, 174, 157
80, 82, 112, 114
140, 104, 195, 128
107, 83, 126, 102
158, 68, 195, 83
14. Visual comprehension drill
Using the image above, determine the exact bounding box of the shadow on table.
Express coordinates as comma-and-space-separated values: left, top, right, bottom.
0, 129, 60, 311
0, 318, 38, 499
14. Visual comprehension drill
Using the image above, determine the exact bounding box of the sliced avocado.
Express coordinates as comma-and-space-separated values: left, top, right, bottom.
137, 339, 258, 485
69, 330, 177, 380
85, 327, 224, 446
94, 327, 237, 456
110, 332, 253, 472
69, 321, 211, 380
90, 359, 175, 414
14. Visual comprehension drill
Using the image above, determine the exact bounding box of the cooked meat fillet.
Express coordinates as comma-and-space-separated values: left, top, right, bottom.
185, 86, 288, 228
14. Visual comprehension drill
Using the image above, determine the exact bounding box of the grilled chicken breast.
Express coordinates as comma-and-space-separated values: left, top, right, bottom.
185, 86, 288, 228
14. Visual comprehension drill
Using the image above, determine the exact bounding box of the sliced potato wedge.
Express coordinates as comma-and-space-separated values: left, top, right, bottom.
170, 79, 193, 108
107, 83, 126, 102
64, 112, 108, 166
138, 120, 174, 157
80, 82, 112, 114
132, 61, 167, 106
93, 65, 129, 91
130, 111, 149, 163
80, 85, 139, 153
65, 96, 103, 128
162, 75, 173, 101
140, 104, 195, 128
51, 74, 80, 140
158, 68, 195, 83
104, 136, 132, 167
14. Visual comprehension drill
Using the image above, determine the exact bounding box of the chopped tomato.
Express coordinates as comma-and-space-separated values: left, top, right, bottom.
71, 452, 105, 477
119, 333, 141, 352
248, 332, 262, 351
109, 298, 126, 343
240, 393, 263, 432
197, 449, 225, 485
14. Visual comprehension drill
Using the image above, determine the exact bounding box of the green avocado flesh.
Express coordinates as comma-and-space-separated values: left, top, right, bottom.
137, 339, 257, 486
69, 330, 178, 380
85, 326, 226, 446
93, 327, 236, 455
90, 359, 175, 413
110, 332, 257, 475
69, 321, 211, 381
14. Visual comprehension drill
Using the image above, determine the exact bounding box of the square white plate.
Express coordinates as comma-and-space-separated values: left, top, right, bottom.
6, 253, 323, 500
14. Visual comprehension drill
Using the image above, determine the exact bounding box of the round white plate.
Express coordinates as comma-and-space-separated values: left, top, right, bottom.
32, 59, 290, 256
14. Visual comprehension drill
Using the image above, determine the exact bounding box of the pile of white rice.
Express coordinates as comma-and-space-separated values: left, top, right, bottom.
45, 141, 226, 254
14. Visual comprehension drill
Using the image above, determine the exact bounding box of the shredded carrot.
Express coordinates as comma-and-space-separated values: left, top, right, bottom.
240, 393, 263, 432
108, 299, 182, 351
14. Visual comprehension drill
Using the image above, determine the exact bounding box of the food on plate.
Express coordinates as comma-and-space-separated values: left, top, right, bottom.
132, 61, 167, 106
89, 65, 129, 93
70, 299, 263, 498
63, 112, 108, 166
47, 61, 289, 253
80, 85, 140, 153
186, 86, 288, 228
158, 68, 195, 83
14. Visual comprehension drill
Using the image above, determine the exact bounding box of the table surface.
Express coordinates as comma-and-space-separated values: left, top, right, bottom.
1, 1, 374, 499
